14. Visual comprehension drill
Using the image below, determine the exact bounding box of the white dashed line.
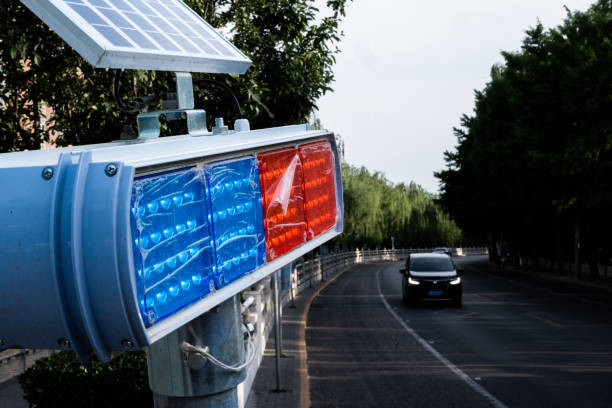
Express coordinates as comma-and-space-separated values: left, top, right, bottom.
376, 269, 509, 408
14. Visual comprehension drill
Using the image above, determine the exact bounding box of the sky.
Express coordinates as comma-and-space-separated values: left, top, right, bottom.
315, 0, 595, 193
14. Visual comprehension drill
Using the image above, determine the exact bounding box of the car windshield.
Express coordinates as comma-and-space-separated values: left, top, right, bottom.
410, 257, 454, 272
434, 248, 447, 252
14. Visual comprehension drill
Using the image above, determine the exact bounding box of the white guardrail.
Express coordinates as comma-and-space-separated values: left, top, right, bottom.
1, 247, 488, 399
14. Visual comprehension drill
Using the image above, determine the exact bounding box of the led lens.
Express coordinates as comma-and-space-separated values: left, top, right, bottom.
258, 148, 308, 260
130, 168, 216, 327
299, 141, 337, 240
205, 157, 266, 287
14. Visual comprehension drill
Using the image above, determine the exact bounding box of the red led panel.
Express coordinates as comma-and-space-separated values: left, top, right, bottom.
258, 148, 308, 260
299, 141, 337, 240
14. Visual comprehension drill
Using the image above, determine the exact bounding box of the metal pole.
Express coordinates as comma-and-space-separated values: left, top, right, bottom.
290, 265, 297, 309
273, 271, 282, 391
146, 296, 246, 408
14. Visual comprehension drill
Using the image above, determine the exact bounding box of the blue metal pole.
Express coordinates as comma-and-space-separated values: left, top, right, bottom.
146, 295, 246, 408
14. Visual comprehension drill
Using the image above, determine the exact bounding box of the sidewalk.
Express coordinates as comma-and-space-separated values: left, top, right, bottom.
246, 264, 354, 408
0, 378, 28, 408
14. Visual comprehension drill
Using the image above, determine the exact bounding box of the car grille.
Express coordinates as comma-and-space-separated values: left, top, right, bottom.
418, 279, 450, 290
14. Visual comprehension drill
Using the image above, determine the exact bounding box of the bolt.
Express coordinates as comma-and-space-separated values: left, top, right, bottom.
57, 338, 71, 348
187, 353, 208, 370
105, 164, 118, 177
121, 339, 134, 351
186, 346, 209, 371
215, 117, 225, 127
42, 167, 54, 180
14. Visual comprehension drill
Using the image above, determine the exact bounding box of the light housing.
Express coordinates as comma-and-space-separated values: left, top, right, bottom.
0, 125, 343, 361
450, 276, 461, 285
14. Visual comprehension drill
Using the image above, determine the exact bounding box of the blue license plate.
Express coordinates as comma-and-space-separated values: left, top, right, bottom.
428, 290, 443, 296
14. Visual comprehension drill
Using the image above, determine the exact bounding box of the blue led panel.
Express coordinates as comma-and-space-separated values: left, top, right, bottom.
205, 157, 266, 288
130, 167, 216, 327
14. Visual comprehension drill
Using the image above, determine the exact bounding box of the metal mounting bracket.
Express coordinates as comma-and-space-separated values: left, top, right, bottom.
135, 72, 211, 140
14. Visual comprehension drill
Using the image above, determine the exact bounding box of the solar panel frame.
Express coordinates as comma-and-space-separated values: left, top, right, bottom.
20, 0, 252, 74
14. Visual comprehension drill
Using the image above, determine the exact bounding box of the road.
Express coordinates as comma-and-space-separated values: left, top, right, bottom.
306, 256, 612, 407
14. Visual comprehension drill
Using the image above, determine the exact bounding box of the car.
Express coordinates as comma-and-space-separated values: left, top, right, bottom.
433, 247, 453, 257
400, 253, 463, 306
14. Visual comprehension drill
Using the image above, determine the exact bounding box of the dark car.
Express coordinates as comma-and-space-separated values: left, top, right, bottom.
400, 253, 462, 306
433, 247, 453, 257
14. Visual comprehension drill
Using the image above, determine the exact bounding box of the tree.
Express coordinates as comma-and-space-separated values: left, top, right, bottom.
0, 0, 351, 152
437, 0, 612, 275
337, 163, 462, 249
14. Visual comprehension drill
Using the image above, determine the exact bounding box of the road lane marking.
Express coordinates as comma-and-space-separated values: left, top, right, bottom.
376, 269, 509, 408
526, 312, 566, 328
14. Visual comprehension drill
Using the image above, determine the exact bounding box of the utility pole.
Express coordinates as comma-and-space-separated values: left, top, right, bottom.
147, 296, 246, 408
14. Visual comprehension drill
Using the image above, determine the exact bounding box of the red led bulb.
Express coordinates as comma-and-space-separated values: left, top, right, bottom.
258, 148, 308, 260
299, 141, 337, 240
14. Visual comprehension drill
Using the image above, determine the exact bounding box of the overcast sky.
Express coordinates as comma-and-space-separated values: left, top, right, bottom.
315, 0, 594, 193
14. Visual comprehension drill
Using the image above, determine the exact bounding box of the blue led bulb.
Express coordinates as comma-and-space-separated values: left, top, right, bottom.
205, 157, 266, 288
130, 167, 216, 327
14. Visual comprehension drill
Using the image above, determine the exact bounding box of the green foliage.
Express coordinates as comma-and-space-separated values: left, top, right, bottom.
0, 0, 351, 152
337, 163, 462, 248
436, 0, 612, 267
19, 351, 151, 408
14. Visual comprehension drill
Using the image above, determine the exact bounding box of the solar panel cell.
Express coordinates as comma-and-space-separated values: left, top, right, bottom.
67, 3, 106, 25
107, 0, 133, 12
92, 25, 131, 47
147, 31, 181, 52
88, 0, 109, 8
122, 29, 158, 49
124, 13, 156, 32
97, 8, 134, 29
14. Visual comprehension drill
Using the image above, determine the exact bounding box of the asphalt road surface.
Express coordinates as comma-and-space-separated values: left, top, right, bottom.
306, 256, 612, 408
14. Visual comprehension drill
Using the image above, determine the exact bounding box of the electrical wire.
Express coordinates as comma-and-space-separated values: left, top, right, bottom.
112, 71, 243, 119
180, 324, 256, 372
196, 78, 243, 119
112, 69, 162, 114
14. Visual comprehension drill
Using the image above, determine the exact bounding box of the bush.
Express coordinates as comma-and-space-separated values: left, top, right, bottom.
18, 351, 152, 408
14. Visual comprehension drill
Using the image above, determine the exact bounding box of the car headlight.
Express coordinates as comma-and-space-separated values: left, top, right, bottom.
450, 277, 461, 285
408, 277, 420, 285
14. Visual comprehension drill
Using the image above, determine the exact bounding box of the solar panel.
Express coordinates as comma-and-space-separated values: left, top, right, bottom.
20, 0, 252, 74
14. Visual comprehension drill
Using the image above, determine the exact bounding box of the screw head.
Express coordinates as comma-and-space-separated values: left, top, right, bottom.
121, 339, 134, 351
105, 164, 118, 177
57, 338, 71, 348
42, 167, 54, 180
